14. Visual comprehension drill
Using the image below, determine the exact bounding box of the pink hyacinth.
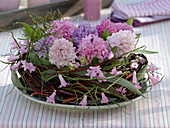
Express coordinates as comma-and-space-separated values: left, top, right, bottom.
49, 19, 75, 40
58, 75, 69, 88
132, 71, 142, 89
7, 52, 19, 62
49, 38, 77, 68
108, 52, 114, 59
148, 73, 160, 85
46, 91, 56, 104
110, 67, 122, 75
96, 19, 117, 36
106, 30, 136, 57
79, 95, 87, 106
147, 62, 158, 72
112, 22, 133, 33
101, 93, 109, 103
78, 35, 110, 65
21, 60, 36, 73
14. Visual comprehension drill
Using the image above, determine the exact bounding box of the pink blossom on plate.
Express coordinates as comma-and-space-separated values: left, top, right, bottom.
148, 73, 160, 85
79, 95, 87, 106
46, 91, 56, 104
101, 93, 109, 103
136, 56, 145, 64
116, 86, 127, 94
130, 60, 138, 69
21, 60, 36, 73
132, 71, 142, 89
10, 61, 21, 70
7, 52, 19, 62
58, 75, 69, 88
97, 71, 107, 83
147, 62, 158, 72
110, 67, 122, 75
19, 45, 28, 56
85, 66, 101, 79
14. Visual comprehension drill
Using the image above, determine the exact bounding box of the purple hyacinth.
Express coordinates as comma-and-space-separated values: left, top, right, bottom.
34, 37, 53, 58
72, 22, 98, 46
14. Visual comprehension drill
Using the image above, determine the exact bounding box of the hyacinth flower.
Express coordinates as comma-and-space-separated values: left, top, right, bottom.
58, 75, 69, 88
79, 95, 87, 106
132, 71, 142, 89
106, 30, 136, 57
21, 60, 36, 73
110, 67, 122, 75
101, 93, 109, 104
148, 73, 160, 85
7, 52, 20, 62
108, 51, 114, 59
46, 91, 56, 104
147, 62, 158, 72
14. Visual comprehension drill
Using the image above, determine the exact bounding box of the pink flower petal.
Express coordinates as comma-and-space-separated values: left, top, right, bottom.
58, 75, 69, 88
101, 93, 109, 103
46, 91, 56, 104
148, 73, 160, 85
79, 95, 87, 106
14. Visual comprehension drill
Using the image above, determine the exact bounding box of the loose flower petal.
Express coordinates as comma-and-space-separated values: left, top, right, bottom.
46, 91, 56, 104
79, 95, 87, 106
108, 52, 114, 59
101, 93, 109, 103
58, 75, 69, 88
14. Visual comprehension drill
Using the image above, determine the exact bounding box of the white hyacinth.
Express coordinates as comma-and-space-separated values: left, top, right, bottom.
49, 38, 77, 68
106, 30, 136, 57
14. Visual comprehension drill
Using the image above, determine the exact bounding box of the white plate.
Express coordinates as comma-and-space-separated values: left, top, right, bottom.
16, 87, 143, 111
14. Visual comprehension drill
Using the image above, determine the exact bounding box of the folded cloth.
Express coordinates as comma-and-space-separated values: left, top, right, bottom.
111, 0, 170, 27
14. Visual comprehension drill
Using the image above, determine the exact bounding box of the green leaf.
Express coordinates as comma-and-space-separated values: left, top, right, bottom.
101, 30, 111, 40
11, 70, 33, 91
111, 46, 118, 54
91, 57, 99, 65
107, 76, 145, 97
137, 64, 148, 80
134, 50, 158, 54
40, 69, 59, 82
126, 17, 134, 25
135, 33, 141, 39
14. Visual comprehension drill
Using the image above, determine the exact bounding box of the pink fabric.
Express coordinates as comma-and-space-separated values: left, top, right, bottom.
112, 0, 170, 18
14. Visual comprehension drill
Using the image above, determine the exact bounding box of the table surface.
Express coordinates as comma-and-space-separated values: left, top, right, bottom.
0, 0, 170, 128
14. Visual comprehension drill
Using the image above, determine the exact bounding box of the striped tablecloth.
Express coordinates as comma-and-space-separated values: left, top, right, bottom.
0, 0, 170, 127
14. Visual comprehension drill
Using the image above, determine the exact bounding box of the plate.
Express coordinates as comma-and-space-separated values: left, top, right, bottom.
15, 87, 143, 111
12, 70, 143, 111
